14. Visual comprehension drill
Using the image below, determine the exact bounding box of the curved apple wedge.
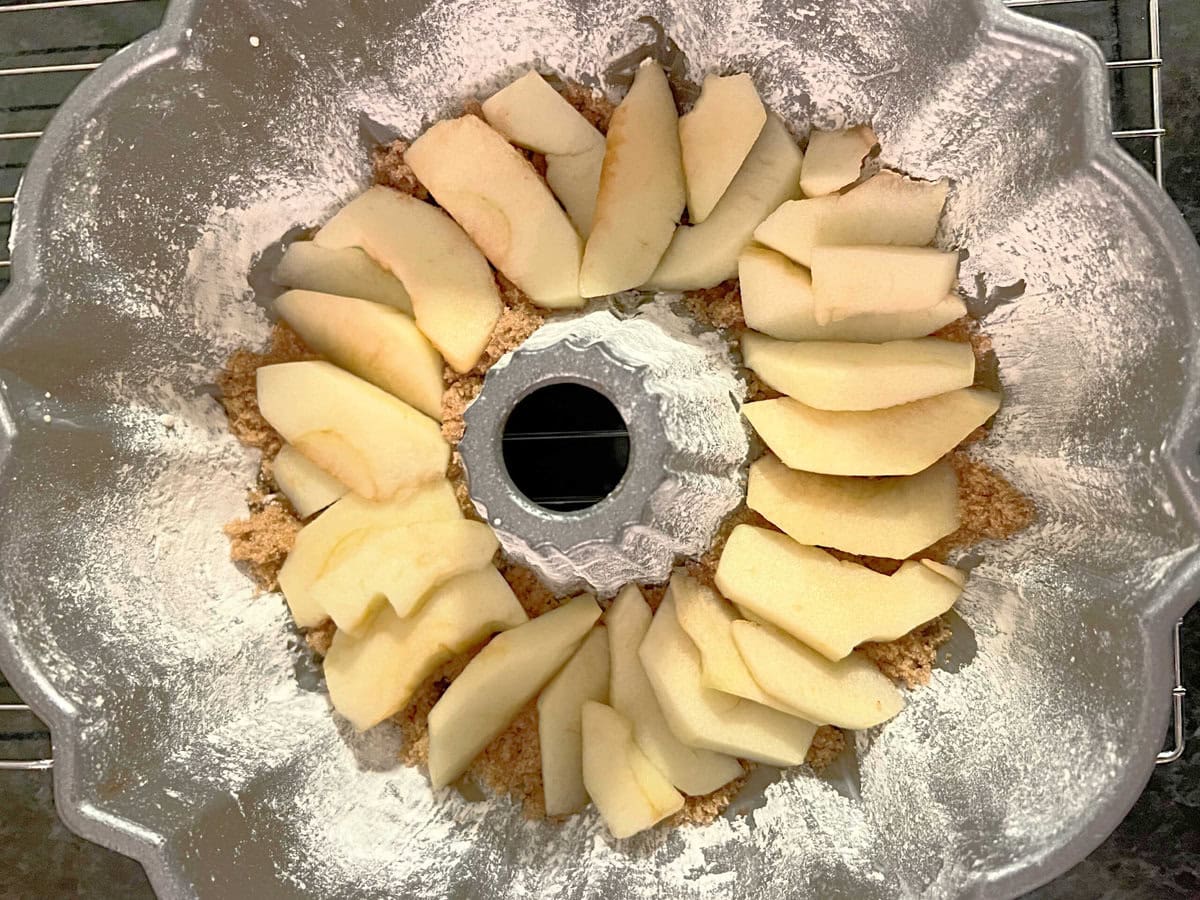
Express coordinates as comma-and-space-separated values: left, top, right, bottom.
481, 70, 606, 237
715, 525, 964, 660
639, 592, 817, 767
427, 594, 602, 788
538, 628, 610, 817
645, 113, 803, 291
607, 585, 742, 795
679, 73, 767, 224
747, 454, 959, 559
754, 169, 949, 268
671, 573, 805, 716
273, 242, 413, 313
272, 444, 348, 519
582, 701, 683, 839
406, 115, 584, 309
324, 566, 527, 731
580, 60, 684, 297
731, 620, 904, 730
811, 245, 960, 324
277, 479, 461, 628
741, 332, 975, 411
799, 126, 877, 197
742, 389, 1001, 477
256, 361, 449, 499
313, 187, 501, 373
738, 247, 967, 343
275, 290, 444, 421
311, 519, 498, 633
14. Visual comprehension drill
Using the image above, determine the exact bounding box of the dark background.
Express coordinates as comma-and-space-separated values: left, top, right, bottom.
0, 0, 1197, 896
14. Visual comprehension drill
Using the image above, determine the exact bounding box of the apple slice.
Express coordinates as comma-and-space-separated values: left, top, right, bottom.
645, 114, 803, 291
747, 454, 959, 558
580, 60, 684, 297
730, 620, 904, 729
313, 186, 501, 373
678, 73, 767, 223
538, 627, 610, 816
740, 332, 975, 411
811, 246, 959, 324
427, 594, 602, 788
273, 242, 413, 314
324, 566, 527, 731
481, 70, 605, 157
406, 116, 584, 309
923, 558, 967, 587
738, 247, 967, 342
639, 591, 817, 766
311, 519, 499, 633
754, 169, 950, 267
272, 443, 348, 519
742, 389, 1001, 476
274, 290, 444, 421
480, 71, 606, 237
278, 479, 462, 628
671, 573, 805, 716
582, 701, 683, 838
606, 585, 743, 795
715, 525, 963, 660
799, 126, 877, 197
257, 361, 449, 500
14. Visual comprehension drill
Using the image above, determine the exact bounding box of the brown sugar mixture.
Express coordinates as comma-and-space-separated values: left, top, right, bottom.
219, 79, 1034, 830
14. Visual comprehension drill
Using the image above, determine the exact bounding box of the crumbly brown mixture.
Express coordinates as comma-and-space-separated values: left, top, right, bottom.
559, 81, 617, 132
860, 617, 955, 689
668, 765, 753, 827
806, 725, 848, 771
372, 139, 430, 200
223, 490, 302, 592
925, 452, 1036, 560
305, 619, 337, 658
683, 279, 747, 332
217, 323, 317, 456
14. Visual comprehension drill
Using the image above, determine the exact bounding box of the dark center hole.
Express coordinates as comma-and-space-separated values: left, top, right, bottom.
501, 383, 631, 512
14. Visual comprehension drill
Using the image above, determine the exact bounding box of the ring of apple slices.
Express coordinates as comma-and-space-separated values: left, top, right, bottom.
240, 58, 1015, 844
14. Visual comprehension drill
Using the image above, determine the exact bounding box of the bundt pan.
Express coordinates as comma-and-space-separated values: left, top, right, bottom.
0, 0, 1197, 897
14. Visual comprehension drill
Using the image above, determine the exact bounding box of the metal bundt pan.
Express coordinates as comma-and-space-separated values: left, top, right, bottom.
0, 0, 1198, 897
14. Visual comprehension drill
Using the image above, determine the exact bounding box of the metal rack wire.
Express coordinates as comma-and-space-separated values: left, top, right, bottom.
0, 0, 1187, 773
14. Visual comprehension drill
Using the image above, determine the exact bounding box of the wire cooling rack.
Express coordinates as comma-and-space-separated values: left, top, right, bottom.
0, 0, 1188, 773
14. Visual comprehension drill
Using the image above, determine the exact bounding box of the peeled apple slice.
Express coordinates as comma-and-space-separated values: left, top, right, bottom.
273, 242, 413, 313
678, 73, 767, 223
606, 585, 743, 795
799, 126, 877, 197
742, 389, 1001, 476
406, 115, 584, 308
427, 594, 602, 788
671, 573, 806, 716
581, 701, 683, 838
272, 443, 348, 519
274, 289, 444, 421
740, 332, 976, 411
311, 519, 499, 633
480, 70, 606, 237
256, 361, 449, 500
638, 591, 817, 766
731, 620, 904, 729
811, 245, 960, 324
313, 186, 501, 372
715, 525, 964, 660
278, 479, 462, 628
754, 169, 949, 267
738, 247, 967, 342
747, 454, 959, 559
324, 566, 527, 731
645, 113, 803, 291
580, 60, 684, 297
539, 628, 610, 816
